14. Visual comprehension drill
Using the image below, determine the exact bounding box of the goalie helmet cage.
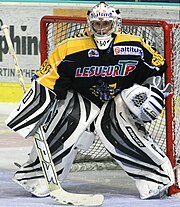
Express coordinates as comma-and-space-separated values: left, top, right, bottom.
40, 16, 180, 196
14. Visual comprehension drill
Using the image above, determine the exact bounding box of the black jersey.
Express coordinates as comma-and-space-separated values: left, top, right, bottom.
34, 31, 166, 107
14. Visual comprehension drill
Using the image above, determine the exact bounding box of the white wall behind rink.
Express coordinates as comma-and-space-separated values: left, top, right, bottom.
0, 103, 17, 115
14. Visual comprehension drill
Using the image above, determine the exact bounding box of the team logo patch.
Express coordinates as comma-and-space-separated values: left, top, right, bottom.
90, 80, 121, 101
88, 49, 99, 57
113, 46, 144, 58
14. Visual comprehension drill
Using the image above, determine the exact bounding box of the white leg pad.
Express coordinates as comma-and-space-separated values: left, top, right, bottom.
135, 157, 174, 199
136, 180, 169, 199
75, 131, 95, 150
95, 94, 175, 199
13, 174, 49, 197
13, 91, 100, 197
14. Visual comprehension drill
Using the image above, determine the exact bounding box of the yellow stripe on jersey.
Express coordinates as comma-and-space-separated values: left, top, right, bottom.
114, 33, 142, 44
114, 33, 165, 67
36, 33, 96, 90
142, 41, 165, 66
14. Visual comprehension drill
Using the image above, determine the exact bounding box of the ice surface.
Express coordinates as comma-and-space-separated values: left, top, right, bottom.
1, 169, 180, 207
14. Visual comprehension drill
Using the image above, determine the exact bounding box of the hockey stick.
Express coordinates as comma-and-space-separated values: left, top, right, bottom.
1, 24, 104, 206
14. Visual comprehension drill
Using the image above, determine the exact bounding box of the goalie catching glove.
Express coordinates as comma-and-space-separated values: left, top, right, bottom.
121, 76, 171, 122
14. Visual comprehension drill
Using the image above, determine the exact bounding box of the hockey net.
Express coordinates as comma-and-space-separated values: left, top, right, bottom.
40, 16, 180, 194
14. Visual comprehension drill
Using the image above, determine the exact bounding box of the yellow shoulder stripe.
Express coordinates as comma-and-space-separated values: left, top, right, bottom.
114, 33, 164, 66
53, 34, 96, 60
114, 33, 142, 44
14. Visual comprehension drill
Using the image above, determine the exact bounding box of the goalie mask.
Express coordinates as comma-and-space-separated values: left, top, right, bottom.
87, 1, 121, 50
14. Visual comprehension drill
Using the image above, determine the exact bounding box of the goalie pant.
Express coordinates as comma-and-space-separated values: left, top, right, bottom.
12, 84, 174, 199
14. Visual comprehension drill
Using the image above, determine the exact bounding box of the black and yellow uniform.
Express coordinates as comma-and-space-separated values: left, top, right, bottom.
34, 31, 166, 107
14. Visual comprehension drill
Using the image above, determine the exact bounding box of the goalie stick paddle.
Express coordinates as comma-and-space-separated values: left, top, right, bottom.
1, 24, 104, 206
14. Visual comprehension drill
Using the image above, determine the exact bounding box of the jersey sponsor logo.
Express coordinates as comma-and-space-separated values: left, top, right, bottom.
113, 46, 144, 58
75, 60, 138, 77
88, 49, 99, 57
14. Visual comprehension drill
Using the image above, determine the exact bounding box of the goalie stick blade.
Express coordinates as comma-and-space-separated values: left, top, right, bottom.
50, 189, 104, 206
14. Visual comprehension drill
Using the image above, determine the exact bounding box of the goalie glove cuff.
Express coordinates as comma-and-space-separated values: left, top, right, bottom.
143, 76, 172, 98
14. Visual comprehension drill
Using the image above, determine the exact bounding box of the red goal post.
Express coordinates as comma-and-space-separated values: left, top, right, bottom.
40, 16, 180, 195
